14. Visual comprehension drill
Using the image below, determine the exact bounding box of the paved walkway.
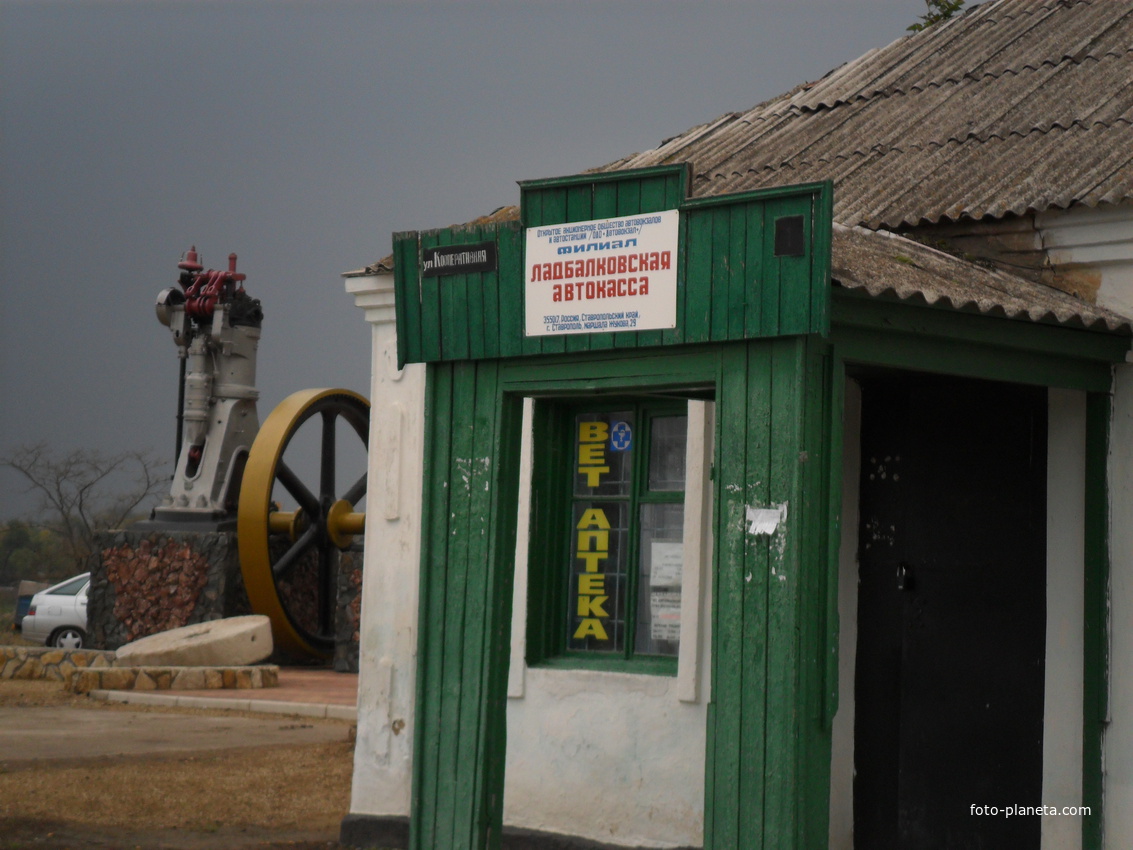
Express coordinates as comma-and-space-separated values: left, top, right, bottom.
91, 667, 359, 721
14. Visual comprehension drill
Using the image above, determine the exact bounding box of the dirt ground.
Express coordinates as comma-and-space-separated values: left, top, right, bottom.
0, 679, 389, 850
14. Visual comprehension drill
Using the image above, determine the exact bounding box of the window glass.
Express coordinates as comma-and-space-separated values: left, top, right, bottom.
648, 415, 688, 491
534, 400, 688, 670
49, 575, 89, 596
574, 412, 633, 497
568, 501, 629, 652
636, 503, 683, 657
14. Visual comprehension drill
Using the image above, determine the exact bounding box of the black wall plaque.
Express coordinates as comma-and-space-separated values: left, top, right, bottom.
422, 241, 498, 277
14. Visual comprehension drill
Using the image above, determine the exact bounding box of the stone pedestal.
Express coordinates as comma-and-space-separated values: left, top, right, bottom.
335, 548, 363, 673
88, 528, 363, 670
88, 529, 249, 651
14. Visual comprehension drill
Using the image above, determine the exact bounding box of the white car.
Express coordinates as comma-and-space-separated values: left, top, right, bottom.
21, 572, 90, 649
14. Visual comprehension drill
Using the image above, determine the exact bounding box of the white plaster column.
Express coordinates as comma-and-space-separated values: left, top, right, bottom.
829, 378, 861, 850
1043, 388, 1086, 850
344, 271, 425, 818
1105, 363, 1133, 847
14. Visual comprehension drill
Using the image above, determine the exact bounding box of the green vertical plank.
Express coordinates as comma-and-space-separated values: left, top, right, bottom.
708, 207, 731, 343
774, 198, 813, 337
480, 225, 503, 360
462, 226, 488, 361
725, 204, 748, 342
496, 225, 524, 360
1083, 391, 1110, 850
454, 363, 498, 849
796, 337, 834, 849
759, 205, 783, 339
823, 354, 846, 729
394, 232, 423, 367
520, 194, 545, 359
811, 183, 834, 336
411, 363, 455, 850
685, 209, 713, 344
420, 231, 445, 363
762, 337, 804, 849
708, 343, 754, 849
432, 360, 478, 847
739, 340, 774, 850
744, 204, 766, 343
478, 390, 524, 850
439, 229, 471, 363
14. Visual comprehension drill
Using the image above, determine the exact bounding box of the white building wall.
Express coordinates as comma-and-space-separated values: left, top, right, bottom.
1106, 363, 1133, 848
1037, 203, 1133, 319
345, 272, 424, 819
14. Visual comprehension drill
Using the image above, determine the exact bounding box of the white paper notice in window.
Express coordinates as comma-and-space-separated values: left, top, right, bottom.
524, 210, 679, 337
650, 539, 682, 641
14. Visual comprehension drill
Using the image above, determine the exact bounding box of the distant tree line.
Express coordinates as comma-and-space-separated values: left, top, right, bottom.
0, 443, 167, 585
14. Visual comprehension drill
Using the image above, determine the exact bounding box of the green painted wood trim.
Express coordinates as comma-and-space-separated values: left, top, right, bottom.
823, 356, 846, 729
1083, 391, 1111, 850
832, 325, 1116, 392
393, 232, 422, 368
497, 345, 720, 394
519, 163, 689, 211
704, 336, 834, 850
833, 291, 1131, 366
409, 362, 522, 850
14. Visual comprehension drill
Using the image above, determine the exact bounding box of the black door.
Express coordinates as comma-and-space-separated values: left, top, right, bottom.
853, 374, 1047, 849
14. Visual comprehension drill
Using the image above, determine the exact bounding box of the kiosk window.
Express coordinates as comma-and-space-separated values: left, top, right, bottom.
529, 400, 687, 672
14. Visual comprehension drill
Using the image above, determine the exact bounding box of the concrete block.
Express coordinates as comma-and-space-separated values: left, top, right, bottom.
113, 615, 273, 668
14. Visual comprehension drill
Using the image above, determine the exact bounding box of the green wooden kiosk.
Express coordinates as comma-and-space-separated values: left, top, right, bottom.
391, 165, 1126, 849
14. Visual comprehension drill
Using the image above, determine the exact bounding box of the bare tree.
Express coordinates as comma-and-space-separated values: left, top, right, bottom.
2, 443, 167, 570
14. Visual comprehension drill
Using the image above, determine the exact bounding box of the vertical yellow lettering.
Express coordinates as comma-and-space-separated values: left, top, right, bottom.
573, 618, 609, 641
577, 551, 607, 572
579, 421, 608, 443
578, 466, 610, 487
577, 530, 609, 551
576, 508, 611, 529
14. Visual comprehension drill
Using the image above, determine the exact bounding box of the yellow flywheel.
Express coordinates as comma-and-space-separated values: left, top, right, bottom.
238, 388, 369, 659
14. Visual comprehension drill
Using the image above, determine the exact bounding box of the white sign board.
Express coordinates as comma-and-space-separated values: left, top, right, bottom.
525, 210, 679, 337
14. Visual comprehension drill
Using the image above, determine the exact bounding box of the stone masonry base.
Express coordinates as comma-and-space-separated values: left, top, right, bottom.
1, 646, 278, 694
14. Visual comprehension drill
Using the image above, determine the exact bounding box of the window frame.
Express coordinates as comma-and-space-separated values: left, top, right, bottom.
526, 396, 688, 675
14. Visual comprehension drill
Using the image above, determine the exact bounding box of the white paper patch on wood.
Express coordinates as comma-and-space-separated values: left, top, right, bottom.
746, 502, 788, 535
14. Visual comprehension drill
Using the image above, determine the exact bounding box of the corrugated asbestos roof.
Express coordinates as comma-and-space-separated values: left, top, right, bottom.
359, 0, 1133, 334
606, 0, 1133, 230
833, 224, 1131, 332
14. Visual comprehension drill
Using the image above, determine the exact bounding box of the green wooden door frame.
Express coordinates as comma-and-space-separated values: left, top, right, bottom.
409, 336, 840, 850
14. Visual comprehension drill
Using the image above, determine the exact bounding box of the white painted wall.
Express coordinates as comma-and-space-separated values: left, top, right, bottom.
1038, 203, 1133, 318
828, 382, 1088, 850
345, 272, 424, 819
1105, 363, 1133, 848
828, 378, 861, 850
1044, 389, 1086, 850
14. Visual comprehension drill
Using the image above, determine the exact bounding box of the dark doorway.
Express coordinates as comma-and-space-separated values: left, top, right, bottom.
853, 373, 1047, 849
